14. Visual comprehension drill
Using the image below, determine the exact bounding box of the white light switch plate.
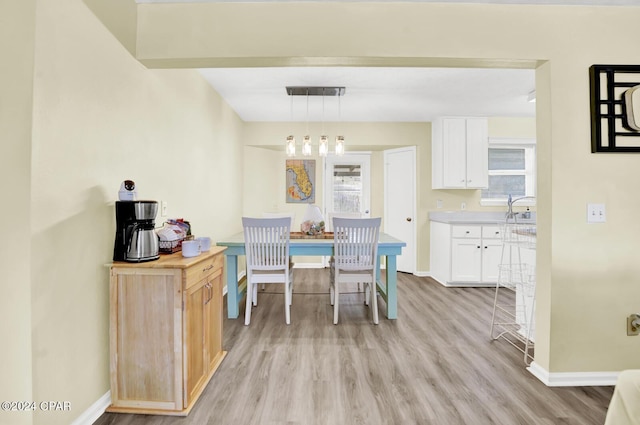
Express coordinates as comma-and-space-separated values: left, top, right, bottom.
587, 203, 606, 223
161, 201, 168, 217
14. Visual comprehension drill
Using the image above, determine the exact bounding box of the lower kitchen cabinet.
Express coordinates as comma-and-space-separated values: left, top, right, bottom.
431, 221, 503, 287
107, 247, 227, 416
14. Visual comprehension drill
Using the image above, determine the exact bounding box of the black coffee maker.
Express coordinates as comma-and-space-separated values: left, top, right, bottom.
113, 200, 160, 262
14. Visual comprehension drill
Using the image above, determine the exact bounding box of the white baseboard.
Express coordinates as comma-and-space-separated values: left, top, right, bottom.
414, 271, 431, 277
528, 361, 618, 387
292, 262, 326, 269
71, 391, 110, 425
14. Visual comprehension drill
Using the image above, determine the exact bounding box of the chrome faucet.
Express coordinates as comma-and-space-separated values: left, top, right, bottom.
506, 194, 535, 220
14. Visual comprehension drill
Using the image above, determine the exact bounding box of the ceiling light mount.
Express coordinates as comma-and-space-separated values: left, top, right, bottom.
286, 86, 345, 97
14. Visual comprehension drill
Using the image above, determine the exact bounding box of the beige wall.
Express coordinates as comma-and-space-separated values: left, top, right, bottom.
3, 1, 245, 424
133, 1, 640, 377
242, 119, 533, 271
9, 1, 640, 422
0, 2, 36, 425
243, 122, 430, 265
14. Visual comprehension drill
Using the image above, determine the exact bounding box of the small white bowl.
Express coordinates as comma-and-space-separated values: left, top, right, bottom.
197, 236, 212, 251
182, 240, 200, 257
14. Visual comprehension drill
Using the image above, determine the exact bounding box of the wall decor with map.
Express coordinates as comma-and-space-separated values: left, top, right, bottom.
286, 159, 315, 203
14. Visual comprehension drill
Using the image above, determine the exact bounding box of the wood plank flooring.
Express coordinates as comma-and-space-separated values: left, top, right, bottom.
94, 269, 613, 425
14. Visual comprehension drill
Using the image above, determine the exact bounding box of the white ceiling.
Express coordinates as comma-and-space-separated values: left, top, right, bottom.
199, 67, 536, 122
152, 0, 637, 122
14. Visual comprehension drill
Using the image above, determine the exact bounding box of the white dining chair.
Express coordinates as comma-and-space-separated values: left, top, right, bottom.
326, 211, 362, 232
330, 217, 381, 325
261, 212, 296, 289
326, 211, 364, 288
242, 217, 294, 325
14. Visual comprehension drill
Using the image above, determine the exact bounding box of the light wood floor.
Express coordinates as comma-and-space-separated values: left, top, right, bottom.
94, 269, 613, 425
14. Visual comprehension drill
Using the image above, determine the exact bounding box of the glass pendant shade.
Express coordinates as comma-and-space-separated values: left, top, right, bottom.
286, 135, 296, 157
335, 136, 345, 156
319, 135, 329, 157
302, 135, 312, 156
285, 86, 347, 157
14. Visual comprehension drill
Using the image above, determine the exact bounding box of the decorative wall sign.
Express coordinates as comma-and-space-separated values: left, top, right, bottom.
590, 65, 640, 153
286, 159, 315, 203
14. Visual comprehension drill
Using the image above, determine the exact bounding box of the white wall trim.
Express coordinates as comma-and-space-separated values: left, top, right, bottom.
414, 271, 431, 277
528, 361, 618, 387
70, 391, 111, 425
292, 262, 326, 269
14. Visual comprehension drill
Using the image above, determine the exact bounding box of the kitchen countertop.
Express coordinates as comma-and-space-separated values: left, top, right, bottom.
429, 211, 536, 225
109, 246, 227, 269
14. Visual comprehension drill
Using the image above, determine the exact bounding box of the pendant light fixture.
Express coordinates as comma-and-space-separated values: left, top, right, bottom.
285, 86, 345, 157
286, 92, 296, 157
302, 92, 312, 156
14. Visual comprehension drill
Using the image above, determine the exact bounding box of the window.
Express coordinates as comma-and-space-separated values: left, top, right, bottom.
480, 139, 536, 206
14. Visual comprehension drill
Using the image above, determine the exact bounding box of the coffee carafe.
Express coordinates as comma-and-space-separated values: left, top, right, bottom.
113, 200, 160, 262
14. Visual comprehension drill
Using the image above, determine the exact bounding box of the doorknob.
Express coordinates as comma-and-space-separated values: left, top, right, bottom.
406, 217, 412, 222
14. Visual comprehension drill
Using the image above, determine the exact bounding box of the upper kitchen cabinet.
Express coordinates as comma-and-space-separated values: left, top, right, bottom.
432, 117, 488, 189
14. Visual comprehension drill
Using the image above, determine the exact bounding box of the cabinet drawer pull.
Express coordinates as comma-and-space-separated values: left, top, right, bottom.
203, 264, 214, 272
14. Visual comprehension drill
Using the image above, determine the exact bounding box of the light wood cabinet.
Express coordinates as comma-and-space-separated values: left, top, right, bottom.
432, 117, 488, 189
107, 247, 227, 416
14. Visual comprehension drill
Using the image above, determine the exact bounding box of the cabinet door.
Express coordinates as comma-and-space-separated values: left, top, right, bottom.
482, 239, 503, 282
109, 268, 183, 412
184, 279, 207, 406
205, 269, 223, 372
465, 118, 489, 188
442, 118, 468, 188
451, 238, 482, 282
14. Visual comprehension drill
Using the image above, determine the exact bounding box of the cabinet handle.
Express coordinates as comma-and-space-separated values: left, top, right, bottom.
484, 246, 488, 249
465, 231, 470, 234
477, 245, 481, 249
203, 264, 214, 273
204, 283, 212, 304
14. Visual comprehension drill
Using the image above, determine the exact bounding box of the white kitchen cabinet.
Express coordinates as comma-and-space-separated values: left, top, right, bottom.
451, 238, 482, 282
430, 221, 502, 287
432, 117, 488, 189
481, 226, 504, 282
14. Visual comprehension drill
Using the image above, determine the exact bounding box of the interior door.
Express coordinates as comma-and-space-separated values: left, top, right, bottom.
323, 153, 371, 225
384, 147, 416, 274
323, 153, 371, 267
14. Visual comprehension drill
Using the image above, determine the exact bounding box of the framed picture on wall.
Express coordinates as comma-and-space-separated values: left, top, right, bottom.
286, 159, 315, 203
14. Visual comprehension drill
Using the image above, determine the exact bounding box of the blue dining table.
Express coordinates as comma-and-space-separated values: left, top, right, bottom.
216, 232, 406, 320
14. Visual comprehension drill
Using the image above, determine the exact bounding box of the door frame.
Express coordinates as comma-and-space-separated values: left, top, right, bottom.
383, 146, 417, 274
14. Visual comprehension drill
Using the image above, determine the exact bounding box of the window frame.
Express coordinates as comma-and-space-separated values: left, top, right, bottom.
480, 137, 536, 207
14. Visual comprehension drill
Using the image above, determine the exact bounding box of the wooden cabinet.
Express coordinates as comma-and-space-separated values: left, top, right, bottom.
430, 221, 502, 287
107, 247, 227, 416
432, 117, 488, 189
